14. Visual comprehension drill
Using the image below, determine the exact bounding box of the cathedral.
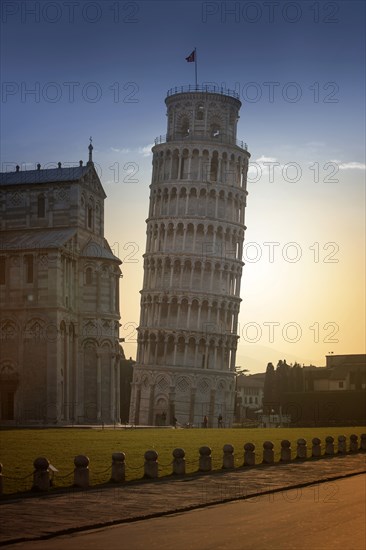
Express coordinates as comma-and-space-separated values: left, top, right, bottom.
129, 85, 250, 427
0, 143, 123, 424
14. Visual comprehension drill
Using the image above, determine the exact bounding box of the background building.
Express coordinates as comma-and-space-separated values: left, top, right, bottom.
129, 85, 250, 427
235, 372, 265, 423
0, 144, 123, 424
262, 355, 366, 426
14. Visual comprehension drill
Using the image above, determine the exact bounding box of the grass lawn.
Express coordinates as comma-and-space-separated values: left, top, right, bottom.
1, 426, 365, 494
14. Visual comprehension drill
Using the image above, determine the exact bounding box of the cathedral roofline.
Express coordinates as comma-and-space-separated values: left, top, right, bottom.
0, 165, 90, 186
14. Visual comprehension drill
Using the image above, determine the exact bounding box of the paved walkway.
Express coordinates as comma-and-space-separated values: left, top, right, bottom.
0, 453, 365, 546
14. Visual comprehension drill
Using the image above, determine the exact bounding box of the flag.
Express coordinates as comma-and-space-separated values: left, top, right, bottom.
186, 50, 195, 63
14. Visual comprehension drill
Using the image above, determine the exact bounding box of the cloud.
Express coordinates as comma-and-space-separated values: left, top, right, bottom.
248, 155, 284, 177
337, 162, 366, 170
110, 147, 131, 154
138, 144, 153, 157
255, 155, 278, 164
110, 145, 152, 157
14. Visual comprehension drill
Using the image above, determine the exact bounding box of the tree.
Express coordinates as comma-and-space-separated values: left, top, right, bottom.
263, 362, 278, 413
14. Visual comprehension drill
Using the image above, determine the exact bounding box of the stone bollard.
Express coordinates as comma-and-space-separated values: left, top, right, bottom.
0, 463, 2, 495
325, 436, 335, 456
198, 446, 212, 472
110, 452, 125, 483
349, 434, 359, 453
311, 437, 322, 458
144, 450, 159, 479
32, 457, 50, 492
172, 448, 186, 475
262, 441, 274, 464
280, 440, 291, 462
73, 455, 90, 489
244, 443, 255, 466
360, 434, 366, 451
337, 435, 347, 454
296, 439, 307, 460
222, 444, 234, 469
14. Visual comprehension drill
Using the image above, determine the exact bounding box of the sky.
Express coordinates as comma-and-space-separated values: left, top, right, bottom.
1, 0, 365, 373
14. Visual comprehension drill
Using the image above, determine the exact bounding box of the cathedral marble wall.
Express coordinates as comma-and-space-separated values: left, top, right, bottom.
0, 159, 122, 424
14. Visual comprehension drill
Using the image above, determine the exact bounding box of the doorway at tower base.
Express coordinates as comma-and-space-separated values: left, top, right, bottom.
129, 366, 235, 428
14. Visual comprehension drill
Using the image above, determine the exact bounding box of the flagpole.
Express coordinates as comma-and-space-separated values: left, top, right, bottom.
195, 47, 198, 88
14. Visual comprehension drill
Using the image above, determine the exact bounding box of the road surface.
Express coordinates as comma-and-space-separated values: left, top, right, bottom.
10, 474, 366, 550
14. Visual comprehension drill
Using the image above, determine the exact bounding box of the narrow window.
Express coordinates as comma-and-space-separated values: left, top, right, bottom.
85, 267, 93, 285
25, 255, 34, 283
196, 105, 204, 120
37, 195, 45, 218
87, 207, 93, 229
0, 257, 5, 284
115, 276, 119, 311
181, 118, 190, 137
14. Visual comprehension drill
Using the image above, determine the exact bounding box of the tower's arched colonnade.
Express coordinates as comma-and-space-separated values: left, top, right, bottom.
129, 88, 250, 427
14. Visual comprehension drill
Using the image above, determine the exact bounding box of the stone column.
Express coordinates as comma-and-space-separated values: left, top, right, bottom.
189, 387, 196, 425
115, 357, 121, 423
96, 352, 102, 421
192, 224, 197, 252
204, 344, 209, 369
76, 346, 84, 422
96, 270, 101, 310
148, 383, 156, 425
110, 354, 115, 421
64, 324, 70, 422
230, 344, 237, 371
134, 385, 141, 425
173, 341, 178, 366
169, 387, 176, 425
198, 154, 203, 181
187, 153, 192, 181
194, 341, 199, 367
146, 338, 151, 365
208, 389, 216, 427
187, 302, 192, 328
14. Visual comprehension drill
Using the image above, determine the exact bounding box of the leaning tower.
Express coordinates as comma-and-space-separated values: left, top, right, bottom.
129, 85, 250, 427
